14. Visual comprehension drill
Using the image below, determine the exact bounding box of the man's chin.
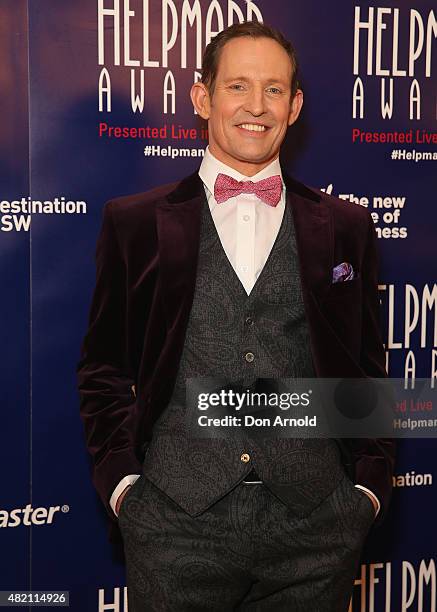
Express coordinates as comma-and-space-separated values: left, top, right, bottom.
232, 149, 276, 165
210, 144, 278, 170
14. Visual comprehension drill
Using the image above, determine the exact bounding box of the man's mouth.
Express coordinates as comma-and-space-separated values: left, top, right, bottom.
236, 123, 270, 132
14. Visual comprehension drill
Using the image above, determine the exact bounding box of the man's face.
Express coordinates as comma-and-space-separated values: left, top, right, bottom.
191, 36, 303, 176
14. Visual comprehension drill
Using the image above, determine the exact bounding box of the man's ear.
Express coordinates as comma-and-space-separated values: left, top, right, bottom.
287, 88, 304, 126
190, 82, 211, 120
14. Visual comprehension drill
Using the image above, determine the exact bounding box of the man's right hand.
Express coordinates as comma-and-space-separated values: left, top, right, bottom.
115, 484, 132, 516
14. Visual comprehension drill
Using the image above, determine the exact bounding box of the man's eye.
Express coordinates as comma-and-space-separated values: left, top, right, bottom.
267, 87, 281, 94
229, 84, 245, 90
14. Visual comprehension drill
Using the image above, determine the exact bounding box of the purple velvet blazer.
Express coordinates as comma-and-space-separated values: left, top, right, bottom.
77, 168, 395, 538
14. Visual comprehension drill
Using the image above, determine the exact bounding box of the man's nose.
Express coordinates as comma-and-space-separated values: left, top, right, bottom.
243, 86, 267, 116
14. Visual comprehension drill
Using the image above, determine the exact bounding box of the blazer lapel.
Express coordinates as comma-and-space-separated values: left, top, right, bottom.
283, 171, 366, 376
156, 171, 204, 331
283, 170, 333, 301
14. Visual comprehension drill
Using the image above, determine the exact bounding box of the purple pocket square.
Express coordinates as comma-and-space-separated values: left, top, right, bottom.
332, 262, 357, 283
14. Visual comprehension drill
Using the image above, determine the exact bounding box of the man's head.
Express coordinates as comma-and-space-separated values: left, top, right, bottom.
191, 21, 303, 176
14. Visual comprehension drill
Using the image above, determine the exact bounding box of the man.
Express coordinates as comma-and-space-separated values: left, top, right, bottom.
77, 21, 395, 611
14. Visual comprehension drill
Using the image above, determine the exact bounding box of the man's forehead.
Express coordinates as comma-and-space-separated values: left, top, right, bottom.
216, 38, 292, 79
218, 65, 292, 85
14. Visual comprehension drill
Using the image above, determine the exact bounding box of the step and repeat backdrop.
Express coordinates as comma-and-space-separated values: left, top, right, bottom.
1, 0, 436, 610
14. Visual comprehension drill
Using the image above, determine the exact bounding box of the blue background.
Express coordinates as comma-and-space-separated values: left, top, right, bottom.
1, 1, 436, 609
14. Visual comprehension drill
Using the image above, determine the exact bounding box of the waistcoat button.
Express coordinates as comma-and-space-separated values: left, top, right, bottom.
240, 453, 250, 463
244, 352, 255, 362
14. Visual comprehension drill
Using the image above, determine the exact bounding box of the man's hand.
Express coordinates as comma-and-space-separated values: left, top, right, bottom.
115, 484, 132, 516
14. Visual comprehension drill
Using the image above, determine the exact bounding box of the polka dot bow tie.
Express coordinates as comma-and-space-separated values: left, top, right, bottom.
213, 173, 282, 207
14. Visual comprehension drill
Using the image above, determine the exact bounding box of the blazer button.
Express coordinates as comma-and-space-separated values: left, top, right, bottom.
245, 316, 254, 326
244, 352, 255, 363
240, 453, 251, 463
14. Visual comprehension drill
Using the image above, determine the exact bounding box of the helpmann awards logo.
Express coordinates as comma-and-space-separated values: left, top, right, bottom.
352, 6, 436, 120
349, 559, 436, 611
97, 0, 263, 114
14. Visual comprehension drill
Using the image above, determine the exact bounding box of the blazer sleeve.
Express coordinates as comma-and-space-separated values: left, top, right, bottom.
76, 200, 143, 520
352, 211, 396, 527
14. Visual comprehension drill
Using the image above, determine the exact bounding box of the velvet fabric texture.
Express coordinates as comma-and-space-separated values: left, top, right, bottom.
76, 169, 395, 544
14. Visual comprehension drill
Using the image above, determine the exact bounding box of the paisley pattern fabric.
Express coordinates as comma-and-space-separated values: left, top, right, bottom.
119, 473, 375, 611
142, 191, 346, 519
332, 261, 356, 283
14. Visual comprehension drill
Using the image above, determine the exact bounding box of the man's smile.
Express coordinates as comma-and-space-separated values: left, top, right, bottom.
235, 122, 271, 135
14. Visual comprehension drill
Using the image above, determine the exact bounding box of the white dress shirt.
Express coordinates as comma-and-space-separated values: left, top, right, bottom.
198, 146, 286, 295
109, 146, 380, 519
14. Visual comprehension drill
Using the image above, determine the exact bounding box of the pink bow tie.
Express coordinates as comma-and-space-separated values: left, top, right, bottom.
214, 173, 282, 207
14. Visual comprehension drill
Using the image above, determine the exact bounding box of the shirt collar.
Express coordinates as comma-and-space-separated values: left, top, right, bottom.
198, 145, 284, 197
